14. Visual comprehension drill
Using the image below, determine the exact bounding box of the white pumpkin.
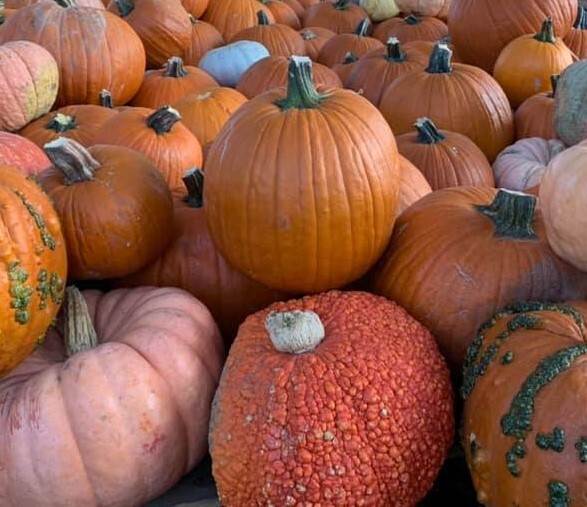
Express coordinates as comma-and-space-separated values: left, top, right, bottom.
359, 0, 400, 21
199, 41, 270, 87
396, 0, 451, 17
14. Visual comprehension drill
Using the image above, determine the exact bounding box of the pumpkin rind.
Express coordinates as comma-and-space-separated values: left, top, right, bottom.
0, 132, 51, 174
396, 154, 432, 216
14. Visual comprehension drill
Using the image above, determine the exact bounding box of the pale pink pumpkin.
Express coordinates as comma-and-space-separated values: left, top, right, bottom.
0, 131, 51, 174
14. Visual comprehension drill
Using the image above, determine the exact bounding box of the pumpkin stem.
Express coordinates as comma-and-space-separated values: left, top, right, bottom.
404, 14, 421, 25
385, 37, 406, 62
44, 137, 100, 184
341, 51, 359, 64
333, 0, 350, 10
165, 56, 188, 78
549, 74, 559, 98
301, 29, 317, 41
46, 113, 77, 133
475, 189, 538, 239
146, 106, 182, 134
99, 89, 114, 108
182, 168, 204, 208
53, 0, 76, 6
114, 0, 134, 17
574, 6, 587, 30
265, 310, 325, 354
426, 43, 453, 73
257, 9, 270, 25
355, 18, 370, 36
63, 286, 98, 358
534, 17, 556, 43
414, 117, 445, 144
0, 0, 4, 25
274, 56, 327, 110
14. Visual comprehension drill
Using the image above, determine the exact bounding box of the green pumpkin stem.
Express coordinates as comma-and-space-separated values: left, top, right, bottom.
274, 56, 326, 110
534, 16, 556, 43
47, 113, 77, 133
63, 286, 98, 358
426, 43, 453, 74
355, 18, 371, 36
114, 0, 134, 17
44, 137, 100, 184
475, 189, 538, 239
405, 14, 421, 25
99, 89, 114, 108
414, 117, 445, 144
146, 106, 182, 134
182, 168, 204, 208
265, 310, 325, 354
333, 0, 350, 10
257, 9, 270, 25
574, 6, 587, 29
549, 74, 559, 98
386, 37, 406, 62
165, 56, 188, 78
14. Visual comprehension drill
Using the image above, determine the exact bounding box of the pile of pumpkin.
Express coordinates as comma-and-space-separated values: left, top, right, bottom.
2, 0, 587, 505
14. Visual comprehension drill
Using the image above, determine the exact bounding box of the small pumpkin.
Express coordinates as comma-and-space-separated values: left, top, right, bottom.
37, 138, 174, 280
183, 17, 225, 66
0, 132, 51, 174
396, 154, 432, 216
514, 75, 559, 140
299, 26, 337, 60
372, 14, 449, 44
0, 40, 58, 132
462, 300, 587, 506
0, 284, 225, 506
564, 6, 587, 59
301, 0, 369, 34
202, 0, 275, 41
209, 290, 454, 506
554, 58, 587, 146
0, 165, 67, 377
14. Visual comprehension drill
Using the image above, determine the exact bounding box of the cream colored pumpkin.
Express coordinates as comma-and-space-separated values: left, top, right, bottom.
396, 0, 451, 17
359, 0, 400, 21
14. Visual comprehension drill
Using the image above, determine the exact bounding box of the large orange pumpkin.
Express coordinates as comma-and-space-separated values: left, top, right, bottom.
0, 165, 67, 377
204, 56, 401, 294
301, 0, 369, 34
202, 0, 275, 41
209, 290, 454, 506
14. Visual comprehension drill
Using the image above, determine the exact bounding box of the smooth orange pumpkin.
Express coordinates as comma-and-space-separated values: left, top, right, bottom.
396, 154, 432, 216
299, 26, 337, 60
564, 6, 587, 58
372, 14, 449, 44
183, 16, 225, 66
202, 0, 275, 41
301, 0, 369, 34
514, 75, 559, 140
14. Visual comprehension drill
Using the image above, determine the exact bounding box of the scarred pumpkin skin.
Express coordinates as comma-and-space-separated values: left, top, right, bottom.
462, 300, 587, 506
0, 165, 67, 377
0, 285, 225, 507
209, 290, 454, 506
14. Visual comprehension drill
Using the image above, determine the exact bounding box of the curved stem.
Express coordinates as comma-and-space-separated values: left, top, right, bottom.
99, 89, 114, 108
333, 0, 350, 10
475, 189, 538, 239
265, 310, 325, 354
341, 51, 358, 64
257, 9, 270, 25
426, 43, 453, 74
414, 117, 445, 144
385, 37, 406, 62
46, 113, 77, 133
146, 106, 182, 134
44, 138, 100, 184
355, 18, 370, 36
404, 14, 421, 25
165, 56, 188, 78
63, 286, 98, 358
53, 0, 76, 6
534, 16, 556, 43
114, 0, 134, 17
274, 56, 326, 110
574, 6, 587, 30
182, 168, 204, 208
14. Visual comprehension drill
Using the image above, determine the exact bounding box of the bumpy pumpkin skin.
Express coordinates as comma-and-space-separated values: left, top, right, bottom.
554, 58, 587, 146
462, 301, 587, 506
0, 132, 51, 174
0, 286, 225, 507
0, 166, 68, 377
209, 290, 454, 506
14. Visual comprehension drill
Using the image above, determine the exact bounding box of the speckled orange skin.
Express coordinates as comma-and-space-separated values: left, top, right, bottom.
209, 290, 455, 506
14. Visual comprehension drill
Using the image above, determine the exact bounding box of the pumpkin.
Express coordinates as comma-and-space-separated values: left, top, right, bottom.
117, 169, 290, 344
372, 14, 449, 44
462, 300, 587, 506
181, 0, 208, 18
359, 0, 399, 21
493, 17, 575, 110
0, 40, 58, 132
345, 37, 428, 107
514, 75, 559, 140
204, 56, 400, 294
554, 58, 587, 146
301, 0, 369, 34
18, 104, 118, 149
0, 132, 50, 174
539, 141, 587, 271
173, 87, 248, 158
93, 106, 203, 194
259, 0, 301, 29
202, 0, 275, 41
564, 6, 587, 58
198, 40, 270, 87
129, 56, 218, 109
331, 51, 359, 84
235, 54, 342, 99
368, 186, 587, 374
6, 0, 104, 7
396, 0, 451, 18
107, 0, 192, 69
0, 1, 145, 108
283, 0, 305, 17
492, 137, 566, 192
37, 138, 174, 280
230, 9, 305, 57
300, 26, 337, 60
402, 37, 464, 63
0, 165, 67, 377
209, 290, 454, 506
396, 154, 432, 216
395, 117, 495, 190
447, 0, 577, 73
183, 17, 225, 66
378, 43, 515, 162
0, 284, 224, 506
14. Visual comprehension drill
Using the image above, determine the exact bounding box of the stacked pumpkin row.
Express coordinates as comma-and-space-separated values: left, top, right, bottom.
2, 0, 587, 505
